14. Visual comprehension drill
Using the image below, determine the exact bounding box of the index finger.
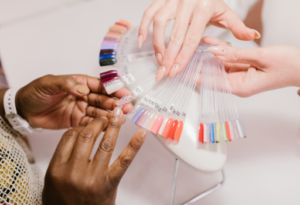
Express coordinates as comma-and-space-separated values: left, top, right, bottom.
92, 107, 124, 170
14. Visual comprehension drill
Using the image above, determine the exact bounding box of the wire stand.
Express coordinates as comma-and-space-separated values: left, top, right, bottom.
170, 158, 225, 205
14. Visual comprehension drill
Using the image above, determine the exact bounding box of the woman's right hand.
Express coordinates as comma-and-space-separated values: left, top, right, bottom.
43, 107, 147, 205
139, 0, 260, 81
203, 37, 300, 97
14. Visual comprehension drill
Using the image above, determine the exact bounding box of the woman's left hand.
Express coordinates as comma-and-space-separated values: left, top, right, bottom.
15, 74, 133, 129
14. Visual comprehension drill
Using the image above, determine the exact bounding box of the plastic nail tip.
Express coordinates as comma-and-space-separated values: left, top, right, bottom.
143, 112, 154, 129
100, 49, 116, 55
111, 24, 127, 33
158, 118, 169, 136
100, 70, 118, 78
222, 122, 228, 142
115, 22, 129, 30
132, 108, 146, 124
105, 33, 121, 39
147, 115, 159, 131
210, 124, 215, 143
99, 54, 116, 60
101, 45, 117, 50
238, 119, 247, 138
168, 120, 178, 140
225, 121, 232, 142
199, 123, 204, 143
102, 40, 118, 47
119, 19, 132, 28
99, 58, 117, 66
216, 123, 221, 143
104, 80, 124, 95
228, 121, 234, 141
117, 94, 134, 108
236, 119, 244, 138
104, 37, 119, 42
151, 116, 164, 134
174, 121, 183, 141
203, 124, 208, 143
136, 111, 148, 127
162, 118, 174, 138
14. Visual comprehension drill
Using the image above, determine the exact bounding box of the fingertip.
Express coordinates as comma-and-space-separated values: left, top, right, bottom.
137, 129, 147, 140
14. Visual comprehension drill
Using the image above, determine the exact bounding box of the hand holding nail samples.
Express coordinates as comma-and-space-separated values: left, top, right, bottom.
16, 74, 133, 129
203, 36, 300, 97
138, 0, 261, 82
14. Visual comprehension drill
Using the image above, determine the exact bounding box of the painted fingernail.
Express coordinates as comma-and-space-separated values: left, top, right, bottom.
156, 66, 166, 82
207, 47, 226, 56
156, 53, 162, 64
68, 127, 73, 130
117, 94, 134, 108
139, 129, 147, 139
76, 85, 89, 94
251, 29, 261, 39
138, 34, 143, 49
169, 64, 179, 79
113, 107, 121, 117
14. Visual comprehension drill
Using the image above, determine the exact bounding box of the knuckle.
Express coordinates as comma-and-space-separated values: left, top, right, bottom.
109, 120, 120, 129
231, 49, 243, 62
45, 168, 61, 183
94, 95, 102, 107
91, 107, 98, 118
63, 129, 78, 141
100, 138, 114, 152
129, 140, 141, 152
170, 28, 182, 43
153, 15, 163, 24
120, 155, 133, 169
78, 129, 94, 142
185, 32, 199, 47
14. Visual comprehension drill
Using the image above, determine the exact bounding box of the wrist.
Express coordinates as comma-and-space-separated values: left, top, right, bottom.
15, 87, 26, 120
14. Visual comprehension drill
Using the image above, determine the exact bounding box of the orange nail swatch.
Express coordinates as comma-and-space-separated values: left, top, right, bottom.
225, 121, 232, 142
162, 118, 174, 138
151, 116, 164, 134
168, 120, 178, 139
174, 121, 183, 141
111, 25, 127, 33
119, 19, 132, 28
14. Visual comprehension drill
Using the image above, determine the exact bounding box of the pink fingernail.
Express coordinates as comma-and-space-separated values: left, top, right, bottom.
138, 35, 143, 49
207, 47, 226, 56
169, 64, 179, 79
156, 66, 166, 82
117, 94, 134, 108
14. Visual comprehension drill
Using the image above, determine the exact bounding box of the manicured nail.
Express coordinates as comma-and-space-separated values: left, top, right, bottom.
76, 85, 89, 94
117, 94, 134, 108
207, 47, 226, 56
169, 64, 179, 79
156, 53, 162, 64
68, 127, 73, 130
138, 35, 143, 49
113, 107, 121, 117
156, 66, 166, 82
251, 29, 261, 39
139, 129, 147, 139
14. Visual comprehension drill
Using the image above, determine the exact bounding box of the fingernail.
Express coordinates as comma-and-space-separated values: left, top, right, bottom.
251, 29, 261, 39
117, 94, 134, 108
156, 66, 166, 82
207, 47, 226, 56
113, 107, 121, 117
68, 127, 73, 130
139, 129, 147, 139
76, 85, 89, 94
169, 64, 179, 79
156, 53, 162, 64
138, 34, 143, 49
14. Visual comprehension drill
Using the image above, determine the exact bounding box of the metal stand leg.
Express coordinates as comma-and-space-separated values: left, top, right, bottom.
169, 158, 226, 205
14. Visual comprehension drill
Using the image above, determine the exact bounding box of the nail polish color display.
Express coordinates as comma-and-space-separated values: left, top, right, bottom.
99, 19, 131, 67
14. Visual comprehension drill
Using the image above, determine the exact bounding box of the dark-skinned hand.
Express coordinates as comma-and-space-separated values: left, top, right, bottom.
43, 107, 147, 205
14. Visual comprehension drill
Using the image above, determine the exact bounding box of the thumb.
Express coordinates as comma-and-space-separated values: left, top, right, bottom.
37, 75, 90, 97
223, 9, 261, 41
207, 46, 264, 66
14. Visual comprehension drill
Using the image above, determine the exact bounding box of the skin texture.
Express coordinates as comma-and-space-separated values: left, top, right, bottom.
43, 108, 147, 205
203, 37, 300, 97
14, 74, 133, 129
138, 0, 259, 81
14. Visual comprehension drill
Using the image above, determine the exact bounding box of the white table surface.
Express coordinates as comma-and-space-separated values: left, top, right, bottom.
0, 0, 300, 204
